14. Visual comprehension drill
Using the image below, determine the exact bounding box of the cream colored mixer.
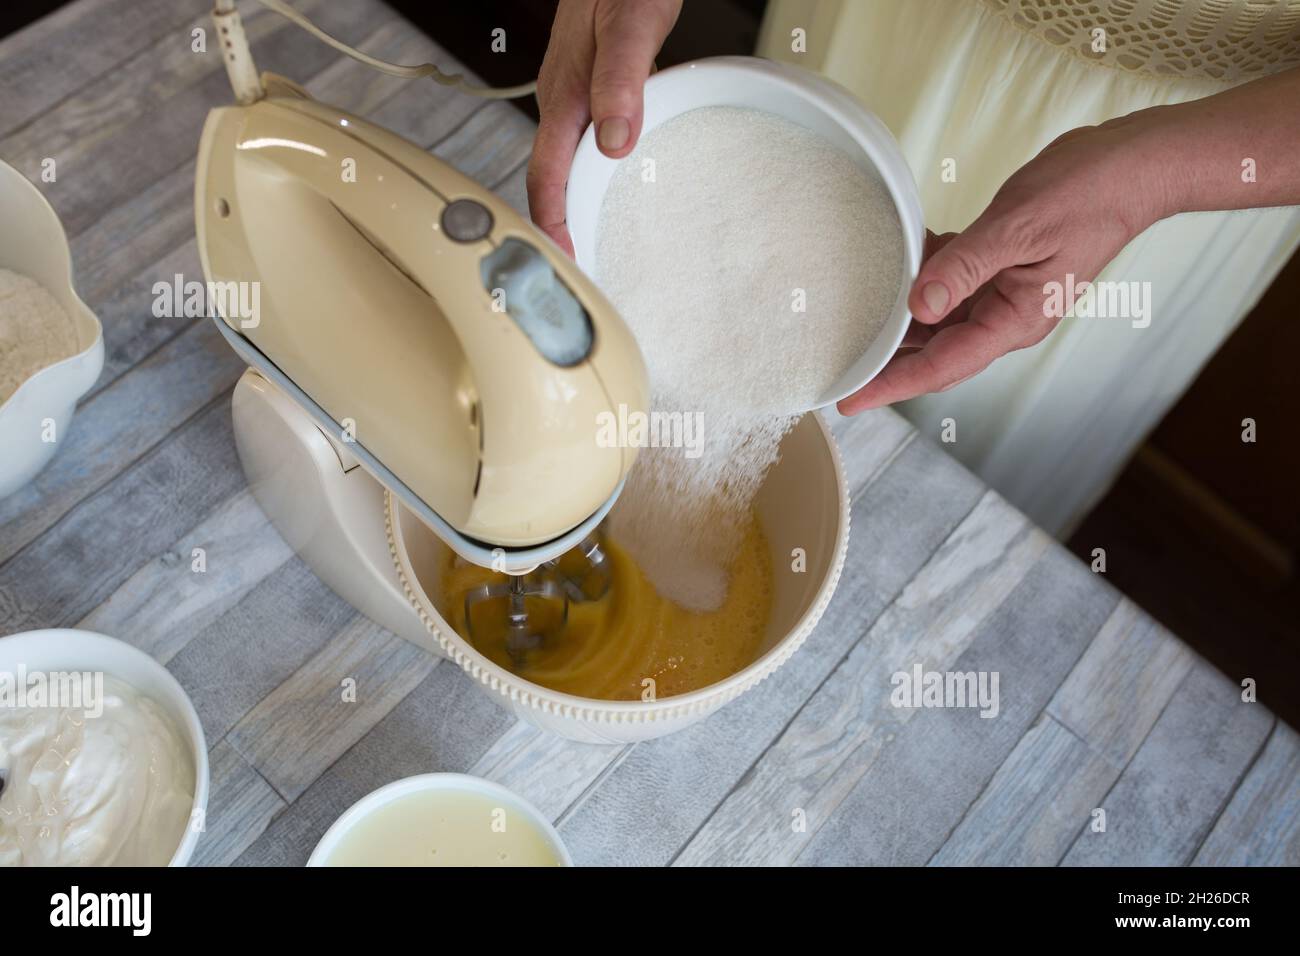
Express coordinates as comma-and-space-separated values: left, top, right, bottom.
196, 1, 647, 651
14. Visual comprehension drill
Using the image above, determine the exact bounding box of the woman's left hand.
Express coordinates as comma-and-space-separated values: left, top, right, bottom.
838, 114, 1173, 414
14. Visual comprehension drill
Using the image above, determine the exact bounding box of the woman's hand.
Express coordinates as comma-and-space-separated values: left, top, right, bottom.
839, 114, 1173, 414
527, 0, 683, 257
840, 61, 1300, 415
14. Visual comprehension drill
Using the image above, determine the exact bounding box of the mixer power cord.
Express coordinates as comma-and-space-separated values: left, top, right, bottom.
212, 0, 538, 103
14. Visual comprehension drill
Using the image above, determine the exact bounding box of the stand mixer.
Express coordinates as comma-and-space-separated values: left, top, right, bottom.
196, 1, 648, 654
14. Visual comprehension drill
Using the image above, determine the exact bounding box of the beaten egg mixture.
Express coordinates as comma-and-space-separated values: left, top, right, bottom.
440, 513, 774, 700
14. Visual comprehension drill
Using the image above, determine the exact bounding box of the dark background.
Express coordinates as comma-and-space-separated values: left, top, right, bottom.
1, 2, 59, 35
3, 0, 1297, 726
383, 0, 768, 123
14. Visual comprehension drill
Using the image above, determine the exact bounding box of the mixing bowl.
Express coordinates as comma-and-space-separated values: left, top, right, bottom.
0, 628, 209, 866
565, 55, 925, 409
0, 160, 104, 500
387, 412, 848, 743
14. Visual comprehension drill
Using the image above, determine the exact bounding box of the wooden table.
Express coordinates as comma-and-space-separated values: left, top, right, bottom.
1, 0, 1295, 867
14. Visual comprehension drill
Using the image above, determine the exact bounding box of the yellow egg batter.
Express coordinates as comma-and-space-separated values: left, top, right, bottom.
440, 513, 774, 701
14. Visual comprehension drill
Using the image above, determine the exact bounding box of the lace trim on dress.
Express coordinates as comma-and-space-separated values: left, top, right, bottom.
981, 0, 1300, 82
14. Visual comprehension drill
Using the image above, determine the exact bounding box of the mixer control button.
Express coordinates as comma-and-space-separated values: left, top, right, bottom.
442, 198, 494, 242
481, 238, 593, 366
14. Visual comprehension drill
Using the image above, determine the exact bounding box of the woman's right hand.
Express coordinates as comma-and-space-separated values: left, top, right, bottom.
527, 0, 682, 257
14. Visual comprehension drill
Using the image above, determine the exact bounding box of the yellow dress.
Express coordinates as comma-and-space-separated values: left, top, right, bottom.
759, 0, 1300, 534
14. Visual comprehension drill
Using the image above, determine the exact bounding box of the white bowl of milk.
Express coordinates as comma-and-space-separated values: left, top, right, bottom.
0, 159, 104, 500
308, 773, 572, 867
566, 55, 925, 409
0, 629, 209, 867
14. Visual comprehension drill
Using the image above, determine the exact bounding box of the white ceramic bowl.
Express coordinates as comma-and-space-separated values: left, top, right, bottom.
566, 55, 925, 409
0, 160, 104, 500
0, 628, 209, 866
307, 773, 572, 866
387, 412, 849, 743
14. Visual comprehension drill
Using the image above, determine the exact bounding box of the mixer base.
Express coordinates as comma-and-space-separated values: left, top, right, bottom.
231, 369, 439, 656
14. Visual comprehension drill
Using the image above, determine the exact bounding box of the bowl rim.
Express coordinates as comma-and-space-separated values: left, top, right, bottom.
386, 412, 850, 721
306, 772, 573, 866
564, 54, 925, 411
0, 159, 105, 418
0, 627, 210, 866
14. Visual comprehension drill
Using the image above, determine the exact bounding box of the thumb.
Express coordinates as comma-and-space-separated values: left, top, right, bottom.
908, 216, 1018, 324
589, 4, 678, 157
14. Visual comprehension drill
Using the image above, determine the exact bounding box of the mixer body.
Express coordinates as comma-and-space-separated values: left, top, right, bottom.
196, 75, 648, 572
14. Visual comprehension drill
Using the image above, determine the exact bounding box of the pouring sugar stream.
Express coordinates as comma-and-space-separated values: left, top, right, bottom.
594, 103, 905, 612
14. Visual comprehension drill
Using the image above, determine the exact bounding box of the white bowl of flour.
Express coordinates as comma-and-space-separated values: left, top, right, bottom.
566, 55, 924, 410
0, 159, 104, 500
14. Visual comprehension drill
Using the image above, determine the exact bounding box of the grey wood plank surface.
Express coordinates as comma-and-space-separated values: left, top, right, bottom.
495, 161, 529, 216
0, 0, 197, 140
795, 545, 1120, 865
234, 665, 516, 866
76, 489, 295, 664
1046, 599, 1197, 769
1062, 660, 1275, 866
1193, 722, 1300, 866
192, 740, 287, 868
928, 715, 1114, 867
225, 618, 440, 801
467, 723, 626, 823
929, 599, 1196, 865
0, 397, 246, 632
2, 0, 1291, 872
165, 557, 358, 746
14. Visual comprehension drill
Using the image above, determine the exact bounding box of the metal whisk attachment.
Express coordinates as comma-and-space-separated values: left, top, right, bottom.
544, 533, 612, 602
464, 572, 568, 661
462, 533, 614, 663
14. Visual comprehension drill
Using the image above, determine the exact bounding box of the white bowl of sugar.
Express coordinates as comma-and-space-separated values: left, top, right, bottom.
566, 55, 924, 410
0, 159, 104, 500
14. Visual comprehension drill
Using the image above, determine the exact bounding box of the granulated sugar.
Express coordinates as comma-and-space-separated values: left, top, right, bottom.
0, 268, 79, 406
596, 106, 903, 610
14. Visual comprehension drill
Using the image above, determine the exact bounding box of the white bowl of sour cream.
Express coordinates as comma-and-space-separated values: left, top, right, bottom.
0, 629, 208, 867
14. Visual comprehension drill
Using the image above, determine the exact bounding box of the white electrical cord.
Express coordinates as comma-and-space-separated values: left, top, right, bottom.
227, 0, 537, 100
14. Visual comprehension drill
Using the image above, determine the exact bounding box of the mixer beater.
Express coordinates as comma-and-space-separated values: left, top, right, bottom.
463, 532, 613, 661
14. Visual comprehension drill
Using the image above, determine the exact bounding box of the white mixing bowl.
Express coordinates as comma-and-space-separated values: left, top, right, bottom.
0, 629, 209, 866
387, 412, 849, 743
0, 160, 104, 499
565, 55, 925, 409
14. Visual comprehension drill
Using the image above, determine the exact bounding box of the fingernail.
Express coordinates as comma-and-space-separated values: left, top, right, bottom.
598, 117, 630, 152
922, 281, 950, 317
